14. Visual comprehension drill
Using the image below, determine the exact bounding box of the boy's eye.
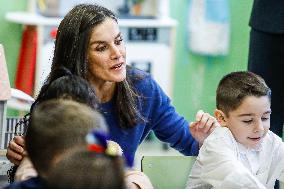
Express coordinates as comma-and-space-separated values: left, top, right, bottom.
242, 120, 253, 124
261, 117, 269, 121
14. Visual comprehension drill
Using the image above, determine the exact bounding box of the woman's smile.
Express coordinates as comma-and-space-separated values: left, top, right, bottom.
110, 62, 125, 70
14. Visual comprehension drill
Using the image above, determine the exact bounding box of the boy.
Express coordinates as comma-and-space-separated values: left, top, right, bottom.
187, 71, 284, 189
11, 74, 98, 181
5, 99, 112, 188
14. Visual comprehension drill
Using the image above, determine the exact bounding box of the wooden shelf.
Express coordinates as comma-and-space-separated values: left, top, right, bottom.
5, 11, 177, 27
5, 11, 177, 97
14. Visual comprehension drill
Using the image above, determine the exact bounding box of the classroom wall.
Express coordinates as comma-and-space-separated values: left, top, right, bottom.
0, 1, 28, 116
1, 1, 253, 118
0, 1, 28, 86
170, 0, 253, 120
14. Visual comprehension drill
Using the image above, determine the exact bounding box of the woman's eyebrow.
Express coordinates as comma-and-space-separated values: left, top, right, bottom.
115, 32, 122, 39
90, 40, 105, 46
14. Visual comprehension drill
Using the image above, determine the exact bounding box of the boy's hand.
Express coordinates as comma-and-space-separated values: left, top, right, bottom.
189, 110, 219, 147
6, 136, 26, 165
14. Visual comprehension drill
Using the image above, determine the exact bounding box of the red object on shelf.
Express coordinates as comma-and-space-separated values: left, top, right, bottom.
15, 26, 37, 96
50, 27, 57, 39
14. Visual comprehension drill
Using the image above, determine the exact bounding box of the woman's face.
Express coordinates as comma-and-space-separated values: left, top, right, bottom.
87, 18, 126, 85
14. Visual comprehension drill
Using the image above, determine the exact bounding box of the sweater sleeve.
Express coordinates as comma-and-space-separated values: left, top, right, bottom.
146, 77, 199, 156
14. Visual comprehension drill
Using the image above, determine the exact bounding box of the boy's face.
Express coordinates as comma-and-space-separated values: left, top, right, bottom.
218, 96, 271, 149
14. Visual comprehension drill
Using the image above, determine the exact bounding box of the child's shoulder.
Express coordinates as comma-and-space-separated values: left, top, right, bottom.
206, 126, 234, 141
4, 177, 44, 189
198, 126, 238, 158
263, 130, 283, 149
201, 126, 236, 150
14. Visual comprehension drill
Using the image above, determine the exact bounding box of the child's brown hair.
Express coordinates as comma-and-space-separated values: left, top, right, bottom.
25, 99, 107, 176
45, 150, 125, 189
216, 71, 271, 116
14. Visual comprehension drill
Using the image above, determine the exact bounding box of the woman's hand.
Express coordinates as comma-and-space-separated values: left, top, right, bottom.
6, 136, 26, 165
189, 110, 220, 147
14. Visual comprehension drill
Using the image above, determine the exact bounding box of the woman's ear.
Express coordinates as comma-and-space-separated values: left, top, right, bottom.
214, 109, 227, 127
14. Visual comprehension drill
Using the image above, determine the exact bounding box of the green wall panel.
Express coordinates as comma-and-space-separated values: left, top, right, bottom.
0, 1, 28, 116
0, 1, 27, 86
171, 0, 253, 120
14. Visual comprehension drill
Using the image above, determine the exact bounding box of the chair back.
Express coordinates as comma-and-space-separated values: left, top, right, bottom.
141, 156, 196, 189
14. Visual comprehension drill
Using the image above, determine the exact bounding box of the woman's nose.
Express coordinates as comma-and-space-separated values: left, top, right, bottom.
110, 46, 122, 60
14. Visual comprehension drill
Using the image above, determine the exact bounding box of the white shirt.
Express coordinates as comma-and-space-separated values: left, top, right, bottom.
186, 127, 284, 189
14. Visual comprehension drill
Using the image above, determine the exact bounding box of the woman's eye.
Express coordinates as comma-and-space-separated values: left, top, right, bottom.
96, 46, 107, 52
115, 38, 123, 45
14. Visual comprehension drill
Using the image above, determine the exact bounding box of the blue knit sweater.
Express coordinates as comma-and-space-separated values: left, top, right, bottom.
99, 69, 199, 162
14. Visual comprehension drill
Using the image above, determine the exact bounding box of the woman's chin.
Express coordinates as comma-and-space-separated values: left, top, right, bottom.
110, 74, 125, 83
115, 71, 127, 82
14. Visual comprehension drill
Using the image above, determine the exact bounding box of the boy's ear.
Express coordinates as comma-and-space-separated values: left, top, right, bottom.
214, 109, 227, 127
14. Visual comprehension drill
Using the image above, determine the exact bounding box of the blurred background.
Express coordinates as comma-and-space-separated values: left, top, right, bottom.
0, 0, 252, 119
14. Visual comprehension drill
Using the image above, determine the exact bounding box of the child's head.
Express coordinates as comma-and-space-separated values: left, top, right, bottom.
41, 75, 97, 108
22, 69, 98, 135
25, 99, 107, 177
31, 67, 97, 112
215, 71, 271, 148
45, 150, 126, 189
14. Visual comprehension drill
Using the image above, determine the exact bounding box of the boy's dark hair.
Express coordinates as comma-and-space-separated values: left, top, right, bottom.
31, 67, 98, 112
27, 69, 98, 135
25, 100, 107, 176
8, 70, 98, 183
45, 150, 126, 189
216, 71, 271, 116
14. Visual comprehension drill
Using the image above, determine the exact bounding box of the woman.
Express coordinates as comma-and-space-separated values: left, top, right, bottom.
7, 4, 218, 166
